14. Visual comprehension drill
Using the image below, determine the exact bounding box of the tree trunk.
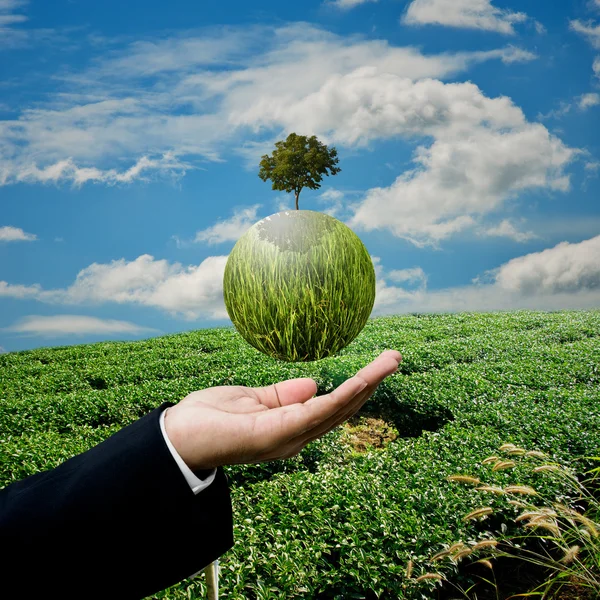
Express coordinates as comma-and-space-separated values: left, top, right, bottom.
295, 190, 300, 210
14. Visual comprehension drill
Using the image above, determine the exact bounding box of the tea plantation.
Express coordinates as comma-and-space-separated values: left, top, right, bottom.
1, 310, 599, 598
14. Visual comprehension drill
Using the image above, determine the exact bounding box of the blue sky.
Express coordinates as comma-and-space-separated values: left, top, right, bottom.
1, 0, 599, 354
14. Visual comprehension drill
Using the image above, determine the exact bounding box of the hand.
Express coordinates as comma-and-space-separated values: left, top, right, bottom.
164, 350, 402, 472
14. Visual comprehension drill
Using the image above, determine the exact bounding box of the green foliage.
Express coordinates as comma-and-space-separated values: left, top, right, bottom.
223, 210, 375, 362
258, 133, 341, 209
1, 310, 599, 598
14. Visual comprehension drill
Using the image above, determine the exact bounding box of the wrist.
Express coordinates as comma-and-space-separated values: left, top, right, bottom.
164, 406, 207, 472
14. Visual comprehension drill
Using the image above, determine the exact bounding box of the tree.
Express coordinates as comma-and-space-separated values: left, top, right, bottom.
258, 133, 341, 210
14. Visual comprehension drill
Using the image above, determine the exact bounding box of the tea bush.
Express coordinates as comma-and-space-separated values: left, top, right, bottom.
1, 310, 599, 598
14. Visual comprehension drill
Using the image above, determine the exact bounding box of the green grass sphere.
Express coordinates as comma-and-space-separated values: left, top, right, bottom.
223, 210, 376, 362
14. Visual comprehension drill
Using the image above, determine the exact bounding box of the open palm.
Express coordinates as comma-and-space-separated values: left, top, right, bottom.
163, 350, 402, 472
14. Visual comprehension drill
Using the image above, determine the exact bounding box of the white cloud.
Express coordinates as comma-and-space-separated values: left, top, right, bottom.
480, 219, 538, 243
0, 24, 573, 247
579, 93, 600, 109
233, 69, 525, 146
370, 237, 600, 315
338, 99, 574, 247
3, 153, 193, 187
0, 225, 37, 242
386, 266, 427, 288
193, 204, 261, 245
11, 254, 231, 320
570, 19, 600, 49
0, 281, 42, 298
403, 0, 529, 35
0, 0, 58, 49
0, 24, 535, 187
0, 0, 27, 38
328, 0, 377, 9
540, 92, 600, 120
594, 56, 600, 78
4, 315, 157, 337
3, 235, 600, 320
0, 345, 6, 354
491, 235, 600, 295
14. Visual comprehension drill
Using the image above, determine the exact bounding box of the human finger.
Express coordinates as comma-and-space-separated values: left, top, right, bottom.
255, 352, 400, 448
252, 349, 401, 410
280, 351, 402, 451
280, 379, 382, 457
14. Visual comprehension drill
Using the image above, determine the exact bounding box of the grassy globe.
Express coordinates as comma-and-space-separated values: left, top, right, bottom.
223, 210, 376, 362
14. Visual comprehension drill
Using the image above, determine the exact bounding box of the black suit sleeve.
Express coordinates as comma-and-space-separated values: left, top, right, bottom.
0, 401, 234, 599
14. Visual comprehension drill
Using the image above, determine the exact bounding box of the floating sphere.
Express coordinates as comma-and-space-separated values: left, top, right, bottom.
223, 210, 376, 362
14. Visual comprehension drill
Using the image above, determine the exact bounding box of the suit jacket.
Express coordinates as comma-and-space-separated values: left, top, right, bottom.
0, 401, 234, 599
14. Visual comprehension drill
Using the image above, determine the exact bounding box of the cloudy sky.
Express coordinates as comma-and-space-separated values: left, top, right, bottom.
1, 0, 599, 353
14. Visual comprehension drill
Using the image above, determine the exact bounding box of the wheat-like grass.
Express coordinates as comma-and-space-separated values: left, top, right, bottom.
492, 460, 516, 471
463, 507, 494, 521
482, 456, 499, 464
415, 573, 444, 582
476, 485, 505, 494
448, 542, 467, 553
471, 539, 499, 550
452, 548, 473, 562
447, 475, 481, 484
516, 511, 549, 523
525, 519, 561, 536
554, 504, 599, 537
430, 550, 451, 562
499, 444, 517, 451
406, 559, 413, 578
476, 559, 494, 570
505, 485, 538, 495
507, 448, 527, 456
525, 451, 547, 459
561, 545, 581, 565
533, 465, 562, 473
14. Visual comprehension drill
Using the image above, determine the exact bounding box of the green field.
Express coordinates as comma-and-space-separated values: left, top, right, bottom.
1, 310, 599, 598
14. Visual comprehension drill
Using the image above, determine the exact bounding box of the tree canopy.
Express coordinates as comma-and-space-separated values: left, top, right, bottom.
258, 133, 341, 210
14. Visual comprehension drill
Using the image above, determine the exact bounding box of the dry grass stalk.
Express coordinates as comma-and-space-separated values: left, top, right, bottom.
507, 448, 527, 456
447, 475, 481, 485
463, 507, 494, 521
554, 505, 599, 537
476, 559, 494, 570
516, 511, 549, 523
452, 548, 474, 562
533, 465, 561, 473
476, 485, 506, 495
525, 451, 547, 459
561, 545, 580, 565
493, 460, 516, 471
415, 573, 444, 582
525, 519, 561, 536
471, 539, 499, 550
505, 485, 538, 495
430, 550, 451, 562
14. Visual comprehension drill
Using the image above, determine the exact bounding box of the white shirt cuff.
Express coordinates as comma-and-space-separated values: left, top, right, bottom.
159, 408, 217, 495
